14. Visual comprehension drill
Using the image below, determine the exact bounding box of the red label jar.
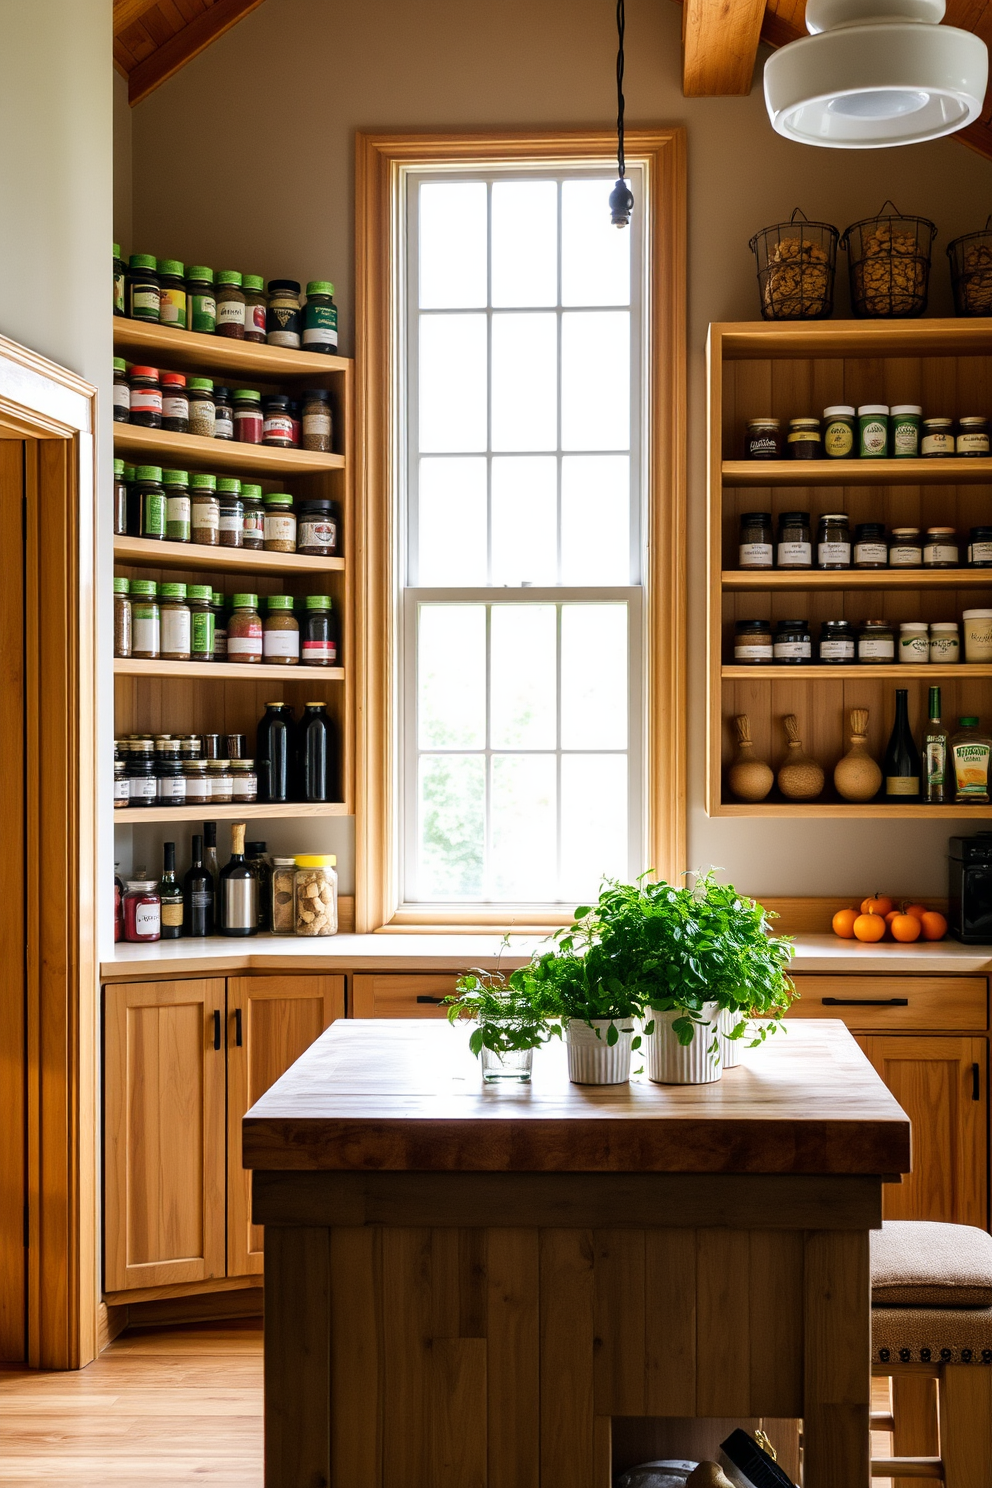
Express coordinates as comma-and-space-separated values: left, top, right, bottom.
124, 879, 161, 941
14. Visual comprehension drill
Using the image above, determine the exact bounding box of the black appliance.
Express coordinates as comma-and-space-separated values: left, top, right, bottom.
948, 832, 992, 943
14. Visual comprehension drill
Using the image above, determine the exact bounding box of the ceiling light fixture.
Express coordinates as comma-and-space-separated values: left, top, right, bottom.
609, 0, 634, 226
764, 0, 988, 149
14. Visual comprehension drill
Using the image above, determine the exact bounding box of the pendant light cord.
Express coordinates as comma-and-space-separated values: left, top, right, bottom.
616, 0, 626, 180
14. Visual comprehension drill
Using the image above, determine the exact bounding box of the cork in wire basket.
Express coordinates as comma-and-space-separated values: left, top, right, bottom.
749, 207, 838, 320
841, 200, 936, 318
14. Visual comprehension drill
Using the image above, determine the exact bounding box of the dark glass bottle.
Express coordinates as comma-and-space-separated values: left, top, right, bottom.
184, 833, 214, 937
299, 702, 337, 802
883, 689, 921, 803
158, 841, 184, 939
246, 840, 272, 931
220, 822, 258, 937
256, 702, 294, 802
203, 820, 220, 919
923, 686, 951, 806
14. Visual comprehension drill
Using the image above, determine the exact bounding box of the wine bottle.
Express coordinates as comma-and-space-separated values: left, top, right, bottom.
184, 833, 214, 937
257, 701, 293, 802
158, 842, 184, 940
300, 701, 337, 802
923, 685, 951, 804
203, 820, 220, 916
883, 689, 921, 802
220, 821, 258, 937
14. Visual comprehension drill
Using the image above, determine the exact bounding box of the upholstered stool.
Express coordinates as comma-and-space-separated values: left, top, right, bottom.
871, 1220, 992, 1485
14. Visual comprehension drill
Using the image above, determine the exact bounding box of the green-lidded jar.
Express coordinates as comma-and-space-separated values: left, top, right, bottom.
212, 590, 228, 657
113, 357, 130, 423
161, 467, 191, 543
858, 404, 889, 458
186, 266, 216, 334
188, 584, 215, 662
303, 280, 338, 354
130, 579, 160, 658
190, 471, 219, 546
113, 458, 127, 536
264, 594, 300, 665
822, 405, 855, 459
891, 404, 922, 458
241, 482, 264, 549
157, 258, 187, 328
113, 576, 131, 658
158, 581, 191, 661
216, 270, 246, 340
228, 593, 262, 664
303, 593, 339, 667
218, 476, 244, 549
188, 376, 215, 438
266, 279, 302, 348
126, 253, 160, 322
233, 387, 263, 444
113, 242, 125, 316
134, 465, 166, 540
243, 273, 267, 343
263, 491, 296, 553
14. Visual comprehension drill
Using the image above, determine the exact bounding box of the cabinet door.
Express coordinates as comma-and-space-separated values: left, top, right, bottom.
350, 972, 459, 1018
859, 1036, 988, 1228
104, 979, 226, 1294
227, 975, 344, 1276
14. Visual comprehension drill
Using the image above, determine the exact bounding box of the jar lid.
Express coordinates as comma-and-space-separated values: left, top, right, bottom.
891, 404, 923, 415
113, 577, 129, 594
231, 759, 256, 772
298, 496, 333, 511
295, 854, 337, 867
128, 254, 157, 270
208, 759, 231, 771
960, 416, 989, 426
161, 468, 189, 486
963, 610, 992, 618
231, 593, 258, 608
187, 266, 213, 281
156, 738, 182, 753
855, 522, 886, 536
130, 579, 157, 599
306, 281, 335, 296
899, 622, 928, 631
735, 619, 771, 631
775, 618, 809, 630
823, 405, 855, 417
960, 717, 980, 727
857, 404, 889, 415
923, 417, 954, 427
861, 619, 890, 627
189, 376, 214, 392
926, 526, 956, 535
891, 527, 920, 536
242, 274, 265, 291
930, 622, 959, 631
161, 371, 186, 387
264, 491, 294, 507
135, 465, 163, 482
268, 279, 301, 294
779, 511, 810, 523
972, 526, 992, 536
157, 258, 184, 276
233, 388, 262, 403
217, 477, 242, 496
264, 394, 291, 408
303, 387, 331, 400
241, 483, 263, 500
821, 619, 853, 629
113, 357, 126, 374
212, 591, 225, 604
746, 416, 779, 427
159, 583, 187, 600
129, 366, 159, 379
788, 417, 820, 427
126, 879, 158, 891
190, 473, 217, 491
819, 512, 849, 522
305, 594, 333, 610
113, 243, 120, 256
267, 595, 295, 610
272, 856, 297, 866
217, 270, 243, 286
187, 584, 212, 600
113, 458, 125, 476
184, 759, 208, 772
264, 701, 288, 707
214, 385, 232, 399
124, 465, 135, 479
740, 511, 772, 523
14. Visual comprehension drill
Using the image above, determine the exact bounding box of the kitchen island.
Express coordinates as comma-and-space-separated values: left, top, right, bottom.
244, 1017, 910, 1488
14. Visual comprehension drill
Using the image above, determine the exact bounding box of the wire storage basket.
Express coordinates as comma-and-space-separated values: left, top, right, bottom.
841, 201, 936, 318
948, 218, 992, 316
749, 208, 838, 320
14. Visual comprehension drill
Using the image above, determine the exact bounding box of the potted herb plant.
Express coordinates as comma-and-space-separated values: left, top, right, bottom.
444, 966, 560, 1082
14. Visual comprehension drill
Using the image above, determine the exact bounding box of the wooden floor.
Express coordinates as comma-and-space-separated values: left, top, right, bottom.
0, 1319, 262, 1486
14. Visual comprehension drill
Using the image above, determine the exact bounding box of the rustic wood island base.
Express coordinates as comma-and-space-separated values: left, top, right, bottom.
244, 1019, 910, 1488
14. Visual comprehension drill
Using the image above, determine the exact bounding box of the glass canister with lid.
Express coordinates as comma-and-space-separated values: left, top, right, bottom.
216, 270, 246, 338
958, 416, 990, 456
234, 388, 263, 443
130, 580, 160, 658
186, 266, 215, 333
159, 582, 191, 660
816, 513, 851, 569
822, 406, 856, 458
294, 854, 338, 937
263, 595, 300, 665
213, 385, 234, 440
191, 472, 219, 545
853, 523, 887, 568
921, 417, 955, 457
188, 585, 215, 662
923, 526, 959, 568
270, 857, 297, 935
303, 281, 338, 352
969, 526, 992, 566
113, 358, 130, 422
162, 467, 191, 542
114, 577, 131, 657
266, 280, 302, 348
772, 619, 811, 664
776, 511, 812, 568
302, 594, 339, 665
733, 619, 772, 664
786, 417, 822, 460
243, 274, 267, 342
241, 483, 264, 549
858, 405, 889, 458
129, 367, 162, 429
737, 511, 773, 568
301, 388, 334, 451
745, 417, 780, 459
891, 405, 922, 457
930, 622, 960, 664
889, 527, 923, 568
217, 477, 244, 548
898, 622, 930, 664
188, 377, 216, 438
227, 593, 263, 663
264, 492, 297, 552
157, 259, 187, 328
857, 619, 895, 664
297, 498, 338, 556
818, 619, 855, 664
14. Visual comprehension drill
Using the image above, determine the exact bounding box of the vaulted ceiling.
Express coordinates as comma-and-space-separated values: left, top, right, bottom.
114, 0, 265, 105
680, 0, 992, 163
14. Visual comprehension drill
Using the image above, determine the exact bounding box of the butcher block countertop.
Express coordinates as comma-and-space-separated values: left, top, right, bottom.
242, 1017, 911, 1176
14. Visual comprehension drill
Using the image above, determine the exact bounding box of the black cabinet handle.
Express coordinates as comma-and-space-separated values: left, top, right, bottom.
235, 1008, 243, 1047
973, 1063, 981, 1102
416, 995, 445, 1005
213, 1010, 221, 1050
822, 997, 909, 1007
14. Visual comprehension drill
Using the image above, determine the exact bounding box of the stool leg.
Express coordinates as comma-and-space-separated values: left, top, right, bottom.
940, 1365, 992, 1488
892, 1373, 939, 1488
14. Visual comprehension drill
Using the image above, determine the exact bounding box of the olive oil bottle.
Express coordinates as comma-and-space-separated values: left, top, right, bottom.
922, 686, 951, 804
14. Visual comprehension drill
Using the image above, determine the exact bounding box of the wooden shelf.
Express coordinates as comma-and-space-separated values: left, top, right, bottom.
114, 424, 344, 477
722, 664, 992, 679
722, 568, 992, 591
113, 318, 351, 381
114, 535, 344, 576
714, 318, 992, 361
117, 801, 349, 824
115, 658, 344, 682
723, 458, 992, 487
714, 801, 992, 818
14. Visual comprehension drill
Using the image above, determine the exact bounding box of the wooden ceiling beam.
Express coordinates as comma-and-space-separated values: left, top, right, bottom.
127, 0, 264, 106
683, 0, 768, 96
113, 0, 162, 34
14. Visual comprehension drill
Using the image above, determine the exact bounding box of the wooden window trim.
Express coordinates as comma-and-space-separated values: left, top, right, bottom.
354, 129, 686, 932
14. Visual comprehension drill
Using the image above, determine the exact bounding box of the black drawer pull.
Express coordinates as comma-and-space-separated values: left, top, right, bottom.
416, 995, 445, 1005
973, 1063, 981, 1102
235, 1008, 243, 1047
212, 1009, 222, 1050
822, 997, 909, 1007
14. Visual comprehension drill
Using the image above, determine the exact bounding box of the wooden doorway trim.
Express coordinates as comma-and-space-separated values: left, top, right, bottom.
0, 335, 97, 1368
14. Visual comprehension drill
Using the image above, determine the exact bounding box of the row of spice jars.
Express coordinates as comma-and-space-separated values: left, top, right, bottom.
113, 462, 340, 555
739, 512, 992, 570
733, 613, 992, 665
115, 363, 335, 453
114, 581, 340, 665
745, 407, 990, 460
115, 736, 259, 808
114, 249, 338, 352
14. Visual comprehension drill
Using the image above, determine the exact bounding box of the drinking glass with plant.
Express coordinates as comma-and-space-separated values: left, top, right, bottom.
444, 963, 561, 1083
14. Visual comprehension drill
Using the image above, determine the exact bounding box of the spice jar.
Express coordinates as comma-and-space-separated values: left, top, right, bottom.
226, 733, 247, 759
113, 244, 125, 316
858, 405, 889, 458
113, 458, 127, 536
181, 734, 203, 760
113, 358, 130, 423
159, 582, 191, 660
123, 879, 161, 941
745, 417, 780, 459
213, 385, 234, 440
212, 591, 228, 657
157, 259, 187, 328
969, 526, 992, 567
263, 492, 297, 552
270, 857, 297, 935
819, 619, 855, 663
921, 417, 955, 457
126, 254, 160, 321
889, 527, 922, 568
241, 483, 264, 549
263, 394, 295, 447
923, 526, 959, 567
930, 622, 960, 664
130, 580, 160, 658
184, 760, 211, 805
127, 744, 157, 807
227, 593, 263, 663
132, 466, 166, 540
294, 854, 338, 937
186, 266, 216, 333
162, 468, 191, 542
898, 622, 929, 664
218, 477, 244, 548
301, 388, 333, 451
242, 273, 267, 342
114, 757, 128, 809
816, 513, 851, 568
958, 416, 990, 456
216, 270, 246, 338
963, 610, 992, 662
231, 759, 258, 801
857, 619, 895, 664
733, 619, 772, 664
737, 511, 773, 568
188, 584, 215, 661
129, 366, 162, 429
776, 511, 812, 568
190, 472, 219, 546
188, 378, 216, 438
160, 372, 189, 433
822, 406, 856, 458
207, 760, 233, 803
303, 281, 338, 352
156, 753, 187, 807
853, 523, 888, 568
114, 577, 131, 658
266, 279, 302, 348
772, 618, 812, 664
262, 595, 300, 664
233, 388, 263, 443
786, 416, 822, 459
297, 498, 338, 556
891, 405, 922, 457
302, 594, 339, 665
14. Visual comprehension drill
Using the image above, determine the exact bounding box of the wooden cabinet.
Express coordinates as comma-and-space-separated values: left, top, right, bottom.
351, 972, 458, 1017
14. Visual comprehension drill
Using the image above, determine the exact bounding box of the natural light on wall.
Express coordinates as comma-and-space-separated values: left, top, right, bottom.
402, 169, 645, 907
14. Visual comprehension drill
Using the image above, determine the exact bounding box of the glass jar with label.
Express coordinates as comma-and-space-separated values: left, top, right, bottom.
301, 388, 333, 451
891, 405, 922, 457
302, 594, 339, 665
818, 619, 855, 664
181, 734, 203, 760
263, 492, 297, 552
216, 270, 246, 338
130, 581, 160, 658
123, 880, 161, 941
207, 760, 233, 802
930, 622, 960, 664
857, 620, 895, 664
157, 259, 186, 328
822, 406, 856, 458
773, 619, 811, 664
963, 610, 992, 662
185, 266, 216, 333
737, 511, 773, 568
126, 254, 160, 321
191, 472, 220, 546
131, 466, 166, 540
113, 358, 130, 423
233, 388, 263, 443
786, 417, 822, 459
188, 378, 216, 438
898, 622, 929, 663
776, 511, 812, 568
184, 760, 211, 806
733, 619, 772, 664
113, 459, 127, 535
161, 468, 191, 542
159, 583, 191, 660
129, 366, 162, 429
213, 385, 234, 440
127, 746, 157, 807
744, 417, 780, 459
816, 513, 851, 568
156, 755, 187, 807
231, 759, 259, 801
212, 591, 228, 657
160, 372, 189, 433
114, 577, 131, 657
263, 394, 295, 447
227, 593, 263, 663
188, 586, 215, 662
858, 405, 889, 458
923, 527, 959, 567
266, 279, 302, 347
114, 756, 128, 809
241, 483, 264, 549
889, 527, 922, 568
243, 274, 267, 342
218, 477, 244, 548
302, 281, 338, 352
263, 595, 300, 664
113, 244, 125, 316
921, 417, 955, 457
969, 526, 992, 567
226, 733, 247, 759
958, 416, 990, 456
294, 855, 338, 937
853, 523, 888, 568
297, 498, 338, 556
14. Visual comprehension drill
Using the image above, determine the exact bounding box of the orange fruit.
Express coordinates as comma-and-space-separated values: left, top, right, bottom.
853, 912, 886, 942
920, 911, 948, 942
861, 895, 894, 917
890, 913, 922, 943
832, 908, 859, 939
903, 903, 928, 921
884, 910, 900, 927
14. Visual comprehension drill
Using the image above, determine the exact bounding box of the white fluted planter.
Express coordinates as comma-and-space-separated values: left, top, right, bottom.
719, 1009, 750, 1069
645, 1004, 721, 1085
565, 1018, 634, 1084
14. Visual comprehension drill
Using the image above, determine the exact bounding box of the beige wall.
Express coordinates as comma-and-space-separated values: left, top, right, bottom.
114, 67, 132, 254
129, 0, 992, 897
